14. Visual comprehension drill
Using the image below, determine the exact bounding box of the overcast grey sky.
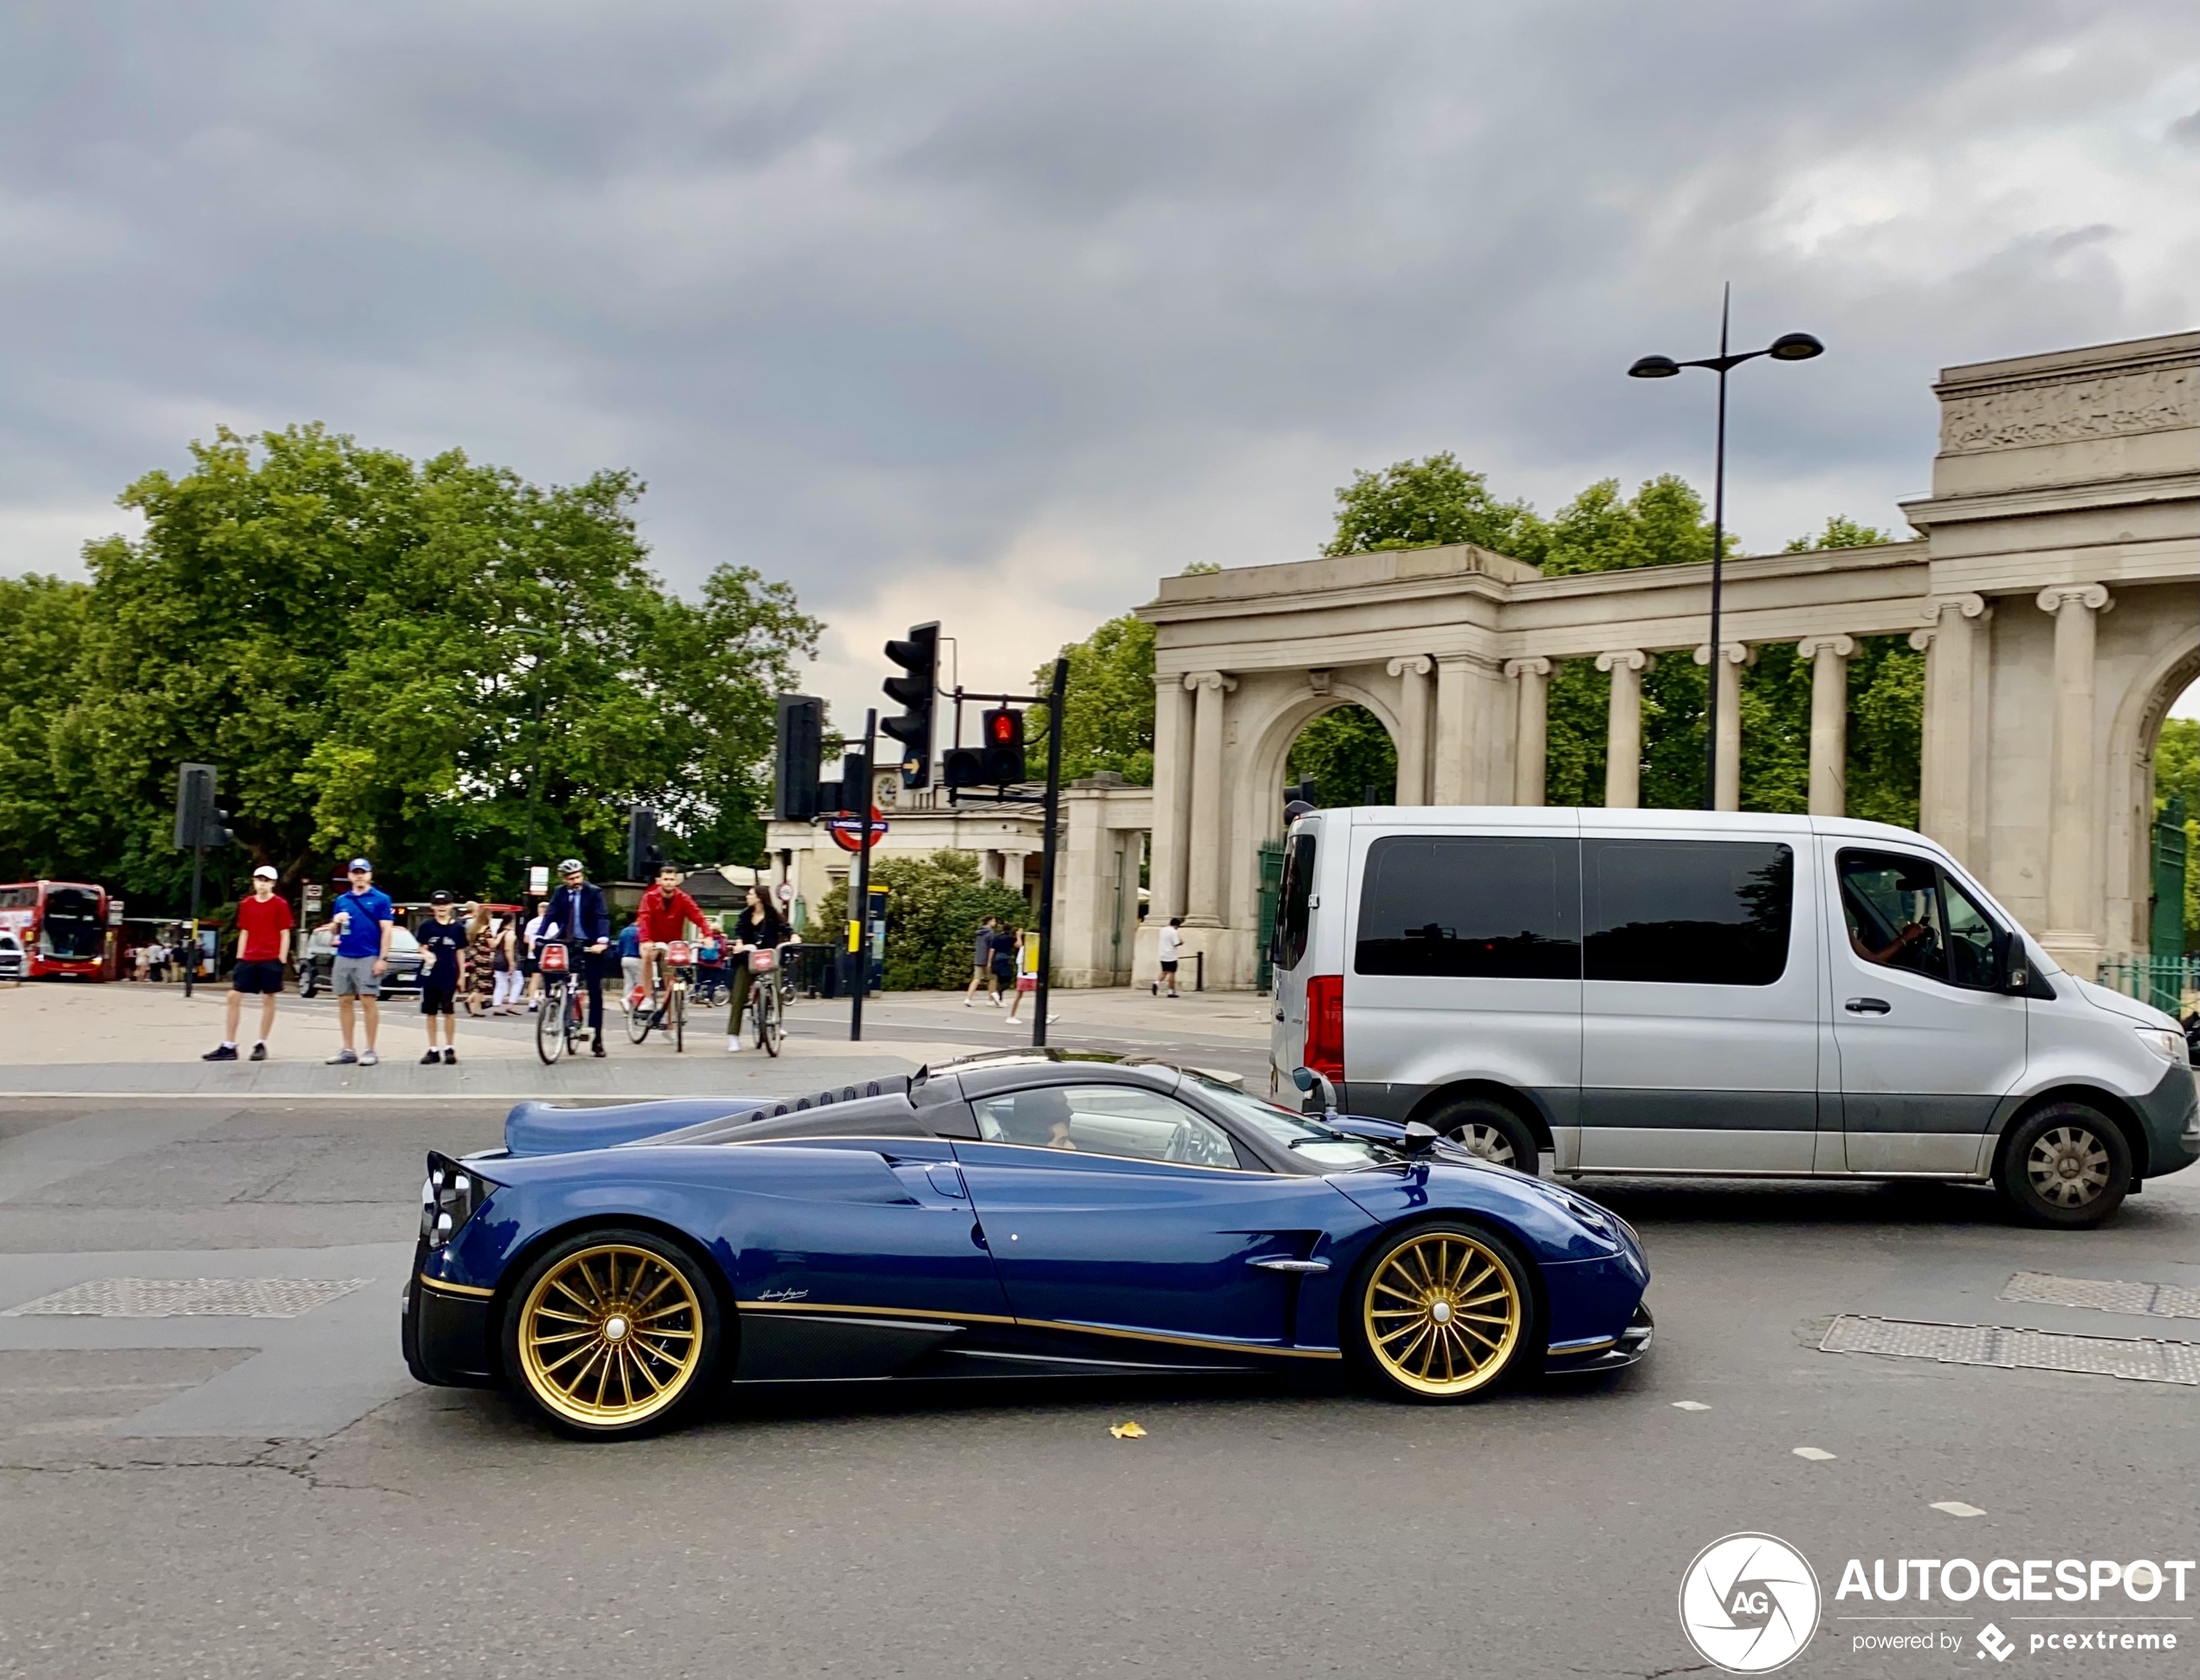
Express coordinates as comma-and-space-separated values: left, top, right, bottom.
3, 1, 2196, 725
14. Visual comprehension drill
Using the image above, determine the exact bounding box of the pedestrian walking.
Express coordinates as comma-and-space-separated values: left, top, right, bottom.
520, 902, 549, 1011
320, 858, 393, 1065
462, 902, 496, 1018
490, 914, 524, 1013
963, 915, 999, 1006
616, 915, 644, 1013
724, 885, 791, 1052
1154, 915, 1184, 998
203, 864, 294, 1062
986, 920, 1017, 1006
540, 857, 611, 1056
1000, 926, 1032, 1022
415, 891, 468, 1064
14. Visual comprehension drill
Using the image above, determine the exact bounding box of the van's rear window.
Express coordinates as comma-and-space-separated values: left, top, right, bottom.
1355, 836, 1580, 979
1582, 840, 1792, 986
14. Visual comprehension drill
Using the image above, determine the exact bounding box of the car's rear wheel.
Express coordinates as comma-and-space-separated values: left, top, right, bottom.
1426, 1095, 1540, 1174
502, 1229, 722, 1438
1349, 1222, 1537, 1403
1996, 1102, 2131, 1229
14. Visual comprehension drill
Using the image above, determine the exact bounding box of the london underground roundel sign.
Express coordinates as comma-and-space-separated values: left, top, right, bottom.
827, 807, 887, 853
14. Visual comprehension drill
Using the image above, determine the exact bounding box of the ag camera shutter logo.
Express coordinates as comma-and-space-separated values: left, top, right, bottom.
1679, 1533, 1821, 1673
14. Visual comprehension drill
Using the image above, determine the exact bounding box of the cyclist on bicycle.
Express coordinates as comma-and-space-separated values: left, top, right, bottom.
633, 863, 712, 1017
725, 883, 793, 1053
540, 857, 613, 1056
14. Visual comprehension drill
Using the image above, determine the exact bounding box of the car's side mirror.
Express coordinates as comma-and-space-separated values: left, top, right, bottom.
1397, 1121, 1440, 1155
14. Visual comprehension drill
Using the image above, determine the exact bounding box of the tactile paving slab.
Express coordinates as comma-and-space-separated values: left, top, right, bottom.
2, 1277, 371, 1319
1821, 1315, 2200, 1386
1999, 1270, 2200, 1320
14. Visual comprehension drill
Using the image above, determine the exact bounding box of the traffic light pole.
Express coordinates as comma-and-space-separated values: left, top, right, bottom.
849, 709, 876, 1043
184, 843, 204, 999
1032, 656, 1067, 1049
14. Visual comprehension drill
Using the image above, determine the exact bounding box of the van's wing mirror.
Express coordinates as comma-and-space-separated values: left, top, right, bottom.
2002, 937, 2031, 994
1291, 1066, 1338, 1116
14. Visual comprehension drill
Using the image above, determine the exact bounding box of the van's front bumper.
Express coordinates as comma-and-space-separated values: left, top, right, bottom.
2134, 1062, 2200, 1179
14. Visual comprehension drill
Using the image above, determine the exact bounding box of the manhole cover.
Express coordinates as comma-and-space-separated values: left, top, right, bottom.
1821, 1315, 2200, 1386
1999, 1271, 2200, 1320
2, 1277, 371, 1319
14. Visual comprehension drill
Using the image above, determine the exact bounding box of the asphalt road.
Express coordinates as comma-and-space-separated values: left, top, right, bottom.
1, 1081, 2196, 1680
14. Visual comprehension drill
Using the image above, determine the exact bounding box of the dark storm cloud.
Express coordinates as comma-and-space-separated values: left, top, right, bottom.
3, 0, 2195, 713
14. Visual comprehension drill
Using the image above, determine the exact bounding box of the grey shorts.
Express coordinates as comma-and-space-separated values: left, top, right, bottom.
331, 954, 383, 997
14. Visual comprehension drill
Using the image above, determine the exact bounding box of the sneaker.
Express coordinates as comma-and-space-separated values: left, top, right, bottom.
359, 1049, 379, 1067
726, 1036, 741, 1053
202, 1044, 238, 1062
327, 1049, 359, 1065
419, 1050, 441, 1065
628, 985, 647, 1010
1150, 981, 1159, 996
443, 1047, 456, 1065
591, 1039, 606, 1057
249, 1043, 267, 1062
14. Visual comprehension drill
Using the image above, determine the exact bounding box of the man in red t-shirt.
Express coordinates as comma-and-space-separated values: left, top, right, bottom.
632, 863, 709, 1013
204, 865, 296, 1063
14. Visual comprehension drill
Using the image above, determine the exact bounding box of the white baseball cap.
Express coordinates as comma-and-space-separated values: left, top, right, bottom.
252, 865, 279, 880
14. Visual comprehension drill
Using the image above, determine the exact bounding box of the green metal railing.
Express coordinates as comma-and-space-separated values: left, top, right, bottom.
2095, 955, 2199, 1017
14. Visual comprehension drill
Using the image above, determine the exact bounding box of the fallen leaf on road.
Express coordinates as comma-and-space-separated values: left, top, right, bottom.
1109, 1420, 1147, 1439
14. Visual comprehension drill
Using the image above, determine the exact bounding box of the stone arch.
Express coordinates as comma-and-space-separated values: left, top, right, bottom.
2105, 624, 2200, 959
1245, 678, 1405, 836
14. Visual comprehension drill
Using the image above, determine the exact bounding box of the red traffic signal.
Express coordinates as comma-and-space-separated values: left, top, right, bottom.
980, 708, 1025, 784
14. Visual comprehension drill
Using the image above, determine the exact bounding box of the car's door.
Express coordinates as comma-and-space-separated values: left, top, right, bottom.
1577, 827, 1824, 1172
1825, 844, 2028, 1174
953, 1082, 1365, 1352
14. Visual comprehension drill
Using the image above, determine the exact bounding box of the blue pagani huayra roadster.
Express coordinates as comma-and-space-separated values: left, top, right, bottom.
404, 1052, 1652, 1437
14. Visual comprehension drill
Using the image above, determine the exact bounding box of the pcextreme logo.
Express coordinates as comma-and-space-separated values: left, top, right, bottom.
1679, 1533, 1822, 1674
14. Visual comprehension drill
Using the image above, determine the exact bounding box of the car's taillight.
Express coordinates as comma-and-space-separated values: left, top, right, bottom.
421, 1152, 502, 1249
1303, 973, 1343, 1080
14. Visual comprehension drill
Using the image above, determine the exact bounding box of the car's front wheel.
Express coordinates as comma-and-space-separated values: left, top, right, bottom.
1349, 1221, 1538, 1403
1996, 1102, 2132, 1229
501, 1229, 723, 1438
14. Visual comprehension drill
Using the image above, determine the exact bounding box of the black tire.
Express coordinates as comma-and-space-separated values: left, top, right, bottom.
501, 1226, 724, 1438
535, 980, 566, 1065
1996, 1102, 2132, 1229
1426, 1095, 1541, 1174
671, 983, 684, 1054
299, 972, 318, 999
1346, 1219, 1542, 1403
627, 989, 654, 1044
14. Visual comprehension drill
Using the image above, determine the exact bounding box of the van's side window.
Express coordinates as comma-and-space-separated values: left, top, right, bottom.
1837, 850, 2004, 989
1277, 831, 1317, 972
1582, 840, 1792, 985
1355, 836, 1580, 979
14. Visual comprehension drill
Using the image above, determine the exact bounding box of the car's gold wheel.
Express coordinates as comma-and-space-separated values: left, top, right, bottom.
514, 1241, 709, 1431
1361, 1227, 1525, 1399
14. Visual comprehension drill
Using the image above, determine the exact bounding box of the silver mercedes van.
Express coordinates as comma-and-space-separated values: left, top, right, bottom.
1269, 806, 2197, 1228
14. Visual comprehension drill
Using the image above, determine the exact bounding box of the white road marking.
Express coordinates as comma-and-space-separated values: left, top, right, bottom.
1671, 1400, 1711, 1412
1930, 1501, 1986, 1517
1792, 1446, 1836, 1460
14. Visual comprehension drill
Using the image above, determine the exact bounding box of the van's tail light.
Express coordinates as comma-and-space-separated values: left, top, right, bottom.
1304, 973, 1344, 1081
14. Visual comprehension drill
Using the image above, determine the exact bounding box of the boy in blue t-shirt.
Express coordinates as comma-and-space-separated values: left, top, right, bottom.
319, 858, 394, 1066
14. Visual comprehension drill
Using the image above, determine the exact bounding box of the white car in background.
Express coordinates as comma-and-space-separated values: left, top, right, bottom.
0, 929, 24, 983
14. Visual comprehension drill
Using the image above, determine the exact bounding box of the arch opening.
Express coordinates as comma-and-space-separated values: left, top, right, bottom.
1284, 703, 1398, 809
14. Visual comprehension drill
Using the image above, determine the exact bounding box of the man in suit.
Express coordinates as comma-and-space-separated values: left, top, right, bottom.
540, 856, 613, 1056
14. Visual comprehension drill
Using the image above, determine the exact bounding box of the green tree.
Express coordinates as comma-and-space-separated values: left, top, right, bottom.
1029, 611, 1158, 785
1287, 706, 1398, 806
1, 424, 819, 909
0, 574, 92, 882
2155, 714, 2198, 949
1785, 514, 1893, 552
816, 850, 1029, 990
1323, 453, 1543, 557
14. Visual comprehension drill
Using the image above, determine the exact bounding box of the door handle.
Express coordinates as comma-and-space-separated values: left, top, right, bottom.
925, 1162, 968, 1199
1273, 1010, 1284, 1022
1844, 997, 1891, 1015
1249, 1257, 1330, 1273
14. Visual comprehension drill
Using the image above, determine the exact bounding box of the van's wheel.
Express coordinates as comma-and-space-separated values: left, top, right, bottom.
1348, 1221, 1539, 1402
1996, 1102, 2132, 1229
1426, 1095, 1540, 1174
501, 1228, 724, 1438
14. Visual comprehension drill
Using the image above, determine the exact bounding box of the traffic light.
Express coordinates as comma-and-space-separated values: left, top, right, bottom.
980, 708, 1025, 785
773, 695, 825, 821
1283, 778, 1317, 821
171, 764, 232, 849
941, 746, 984, 789
880, 622, 939, 788
625, 805, 663, 880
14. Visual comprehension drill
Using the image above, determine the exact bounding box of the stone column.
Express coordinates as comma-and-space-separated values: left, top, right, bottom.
1691, 641, 1754, 811
2037, 585, 2113, 964
1148, 673, 1194, 920
1795, 634, 1856, 817
1910, 594, 1990, 865
1505, 657, 1551, 806
1432, 656, 1472, 804
1183, 670, 1236, 925
1387, 656, 1433, 804
1595, 649, 1652, 809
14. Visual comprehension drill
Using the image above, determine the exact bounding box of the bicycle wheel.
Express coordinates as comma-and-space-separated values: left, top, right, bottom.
670, 980, 685, 1053
535, 979, 566, 1064
566, 986, 584, 1056
626, 982, 654, 1044
756, 972, 782, 1057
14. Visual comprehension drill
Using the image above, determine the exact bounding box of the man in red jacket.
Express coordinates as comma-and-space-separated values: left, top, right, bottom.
204, 865, 295, 1062
633, 863, 710, 1014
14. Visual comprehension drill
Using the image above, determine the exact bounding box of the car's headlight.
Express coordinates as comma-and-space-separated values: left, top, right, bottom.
1534, 1181, 1616, 1240
2137, 1027, 2185, 1063
420, 1151, 501, 1248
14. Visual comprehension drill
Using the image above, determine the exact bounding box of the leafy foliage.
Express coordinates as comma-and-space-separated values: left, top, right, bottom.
1028, 613, 1157, 785
1784, 515, 1893, 552
2152, 714, 2197, 950
1323, 453, 1543, 557
815, 850, 1030, 990
0, 424, 819, 908
1286, 707, 1397, 806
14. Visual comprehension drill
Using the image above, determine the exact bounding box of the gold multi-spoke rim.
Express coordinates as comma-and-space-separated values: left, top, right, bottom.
1363, 1230, 1522, 1396
517, 1244, 704, 1427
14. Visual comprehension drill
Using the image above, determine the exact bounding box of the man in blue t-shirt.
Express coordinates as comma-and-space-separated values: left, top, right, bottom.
318, 857, 394, 1067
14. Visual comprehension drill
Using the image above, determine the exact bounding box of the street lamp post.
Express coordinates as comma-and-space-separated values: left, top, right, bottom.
1629, 287, 1822, 810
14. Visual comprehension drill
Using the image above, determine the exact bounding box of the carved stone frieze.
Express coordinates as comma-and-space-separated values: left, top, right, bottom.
1938, 365, 2196, 455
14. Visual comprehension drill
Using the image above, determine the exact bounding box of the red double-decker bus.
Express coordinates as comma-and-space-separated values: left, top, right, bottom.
0, 881, 112, 979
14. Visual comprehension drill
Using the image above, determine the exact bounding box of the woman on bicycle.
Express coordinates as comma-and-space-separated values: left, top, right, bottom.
725, 884, 792, 1053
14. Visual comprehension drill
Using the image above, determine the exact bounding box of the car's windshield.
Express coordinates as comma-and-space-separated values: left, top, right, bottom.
1182, 1072, 1389, 1168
